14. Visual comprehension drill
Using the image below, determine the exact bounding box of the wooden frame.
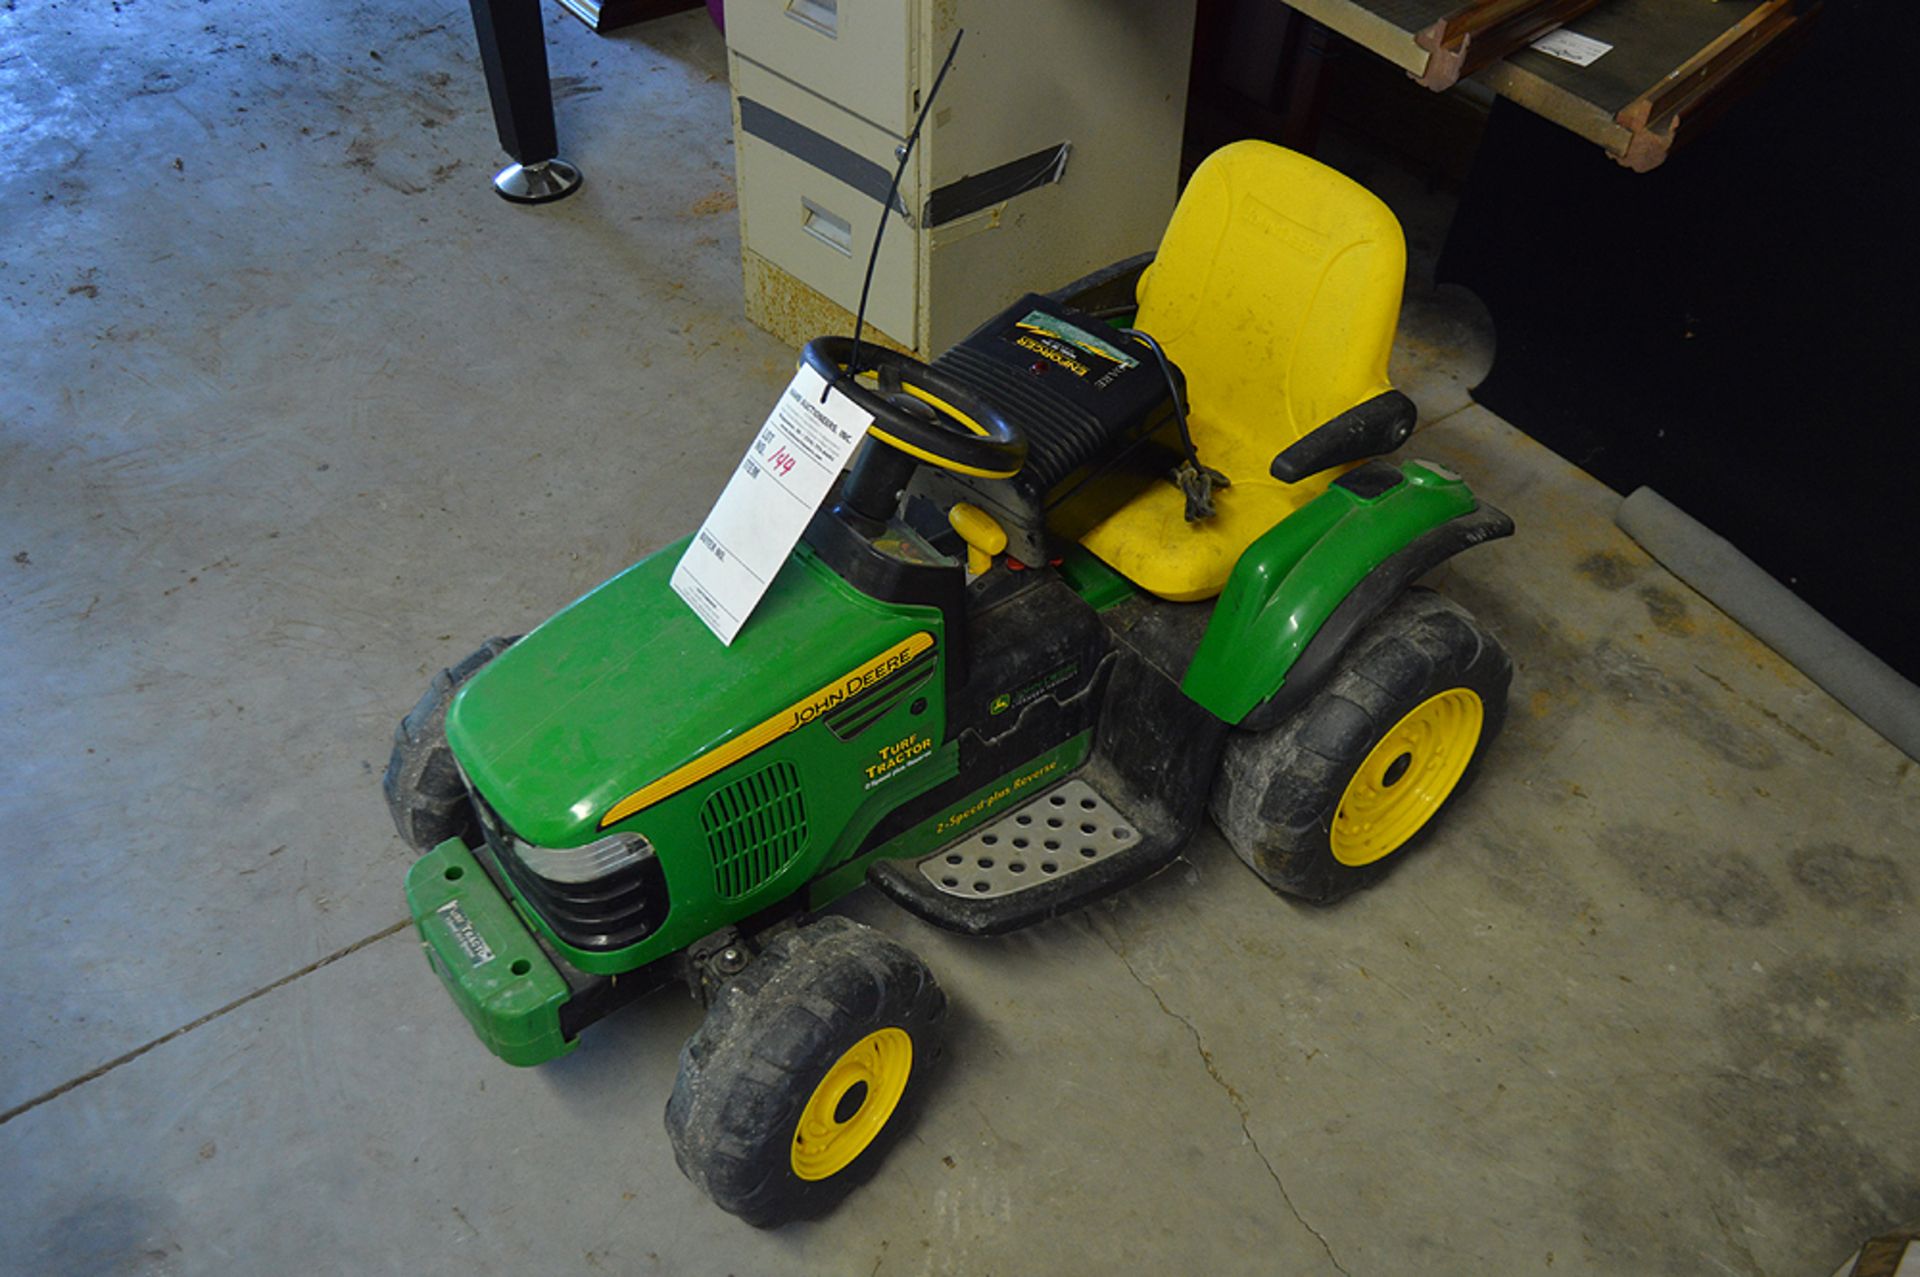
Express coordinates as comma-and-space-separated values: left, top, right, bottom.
1612, 0, 1814, 171
1412, 0, 1607, 90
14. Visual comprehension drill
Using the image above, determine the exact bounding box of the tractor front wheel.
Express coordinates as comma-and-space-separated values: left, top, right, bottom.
381, 636, 517, 852
1211, 588, 1511, 903
665, 916, 946, 1227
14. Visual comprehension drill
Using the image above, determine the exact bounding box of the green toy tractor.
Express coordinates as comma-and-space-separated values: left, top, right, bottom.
385, 142, 1513, 1226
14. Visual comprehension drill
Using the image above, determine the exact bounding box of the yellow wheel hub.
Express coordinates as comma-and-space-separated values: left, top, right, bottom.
790, 1027, 913, 1181
1331, 688, 1484, 867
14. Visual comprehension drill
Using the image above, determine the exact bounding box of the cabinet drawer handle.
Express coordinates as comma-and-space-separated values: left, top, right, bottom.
786, 0, 837, 37
801, 198, 854, 256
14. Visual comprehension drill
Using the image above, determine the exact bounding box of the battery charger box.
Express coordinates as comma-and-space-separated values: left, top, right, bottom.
921, 293, 1183, 563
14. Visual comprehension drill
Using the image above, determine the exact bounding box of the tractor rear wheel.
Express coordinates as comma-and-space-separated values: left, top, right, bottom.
1210, 588, 1510, 903
381, 636, 517, 852
665, 916, 946, 1227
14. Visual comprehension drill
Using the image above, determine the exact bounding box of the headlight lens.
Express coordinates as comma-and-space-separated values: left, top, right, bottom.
511, 831, 654, 884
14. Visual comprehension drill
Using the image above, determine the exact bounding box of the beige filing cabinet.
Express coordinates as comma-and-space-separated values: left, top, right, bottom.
727, 0, 1198, 358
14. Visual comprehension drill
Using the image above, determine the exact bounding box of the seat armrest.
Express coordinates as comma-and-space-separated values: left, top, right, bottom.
1269, 390, 1418, 483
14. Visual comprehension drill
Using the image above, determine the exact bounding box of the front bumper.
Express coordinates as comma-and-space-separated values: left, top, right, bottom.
405, 839, 576, 1067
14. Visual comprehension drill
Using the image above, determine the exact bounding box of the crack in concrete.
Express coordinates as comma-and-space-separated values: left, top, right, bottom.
1093, 923, 1354, 1277
0, 918, 411, 1127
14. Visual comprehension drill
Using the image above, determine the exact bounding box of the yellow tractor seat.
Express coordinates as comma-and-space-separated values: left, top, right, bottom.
1072, 141, 1409, 603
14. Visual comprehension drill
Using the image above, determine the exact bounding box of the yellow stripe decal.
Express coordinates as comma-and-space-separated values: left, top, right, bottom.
898, 384, 990, 437
837, 369, 1017, 477
865, 427, 1021, 480
599, 631, 936, 828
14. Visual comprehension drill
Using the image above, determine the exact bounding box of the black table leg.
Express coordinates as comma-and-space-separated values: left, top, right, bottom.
468, 0, 583, 204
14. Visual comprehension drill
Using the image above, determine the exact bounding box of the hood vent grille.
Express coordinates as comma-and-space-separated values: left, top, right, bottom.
700, 761, 808, 898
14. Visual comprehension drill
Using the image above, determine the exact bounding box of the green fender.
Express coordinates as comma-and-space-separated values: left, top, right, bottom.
1181, 460, 1512, 725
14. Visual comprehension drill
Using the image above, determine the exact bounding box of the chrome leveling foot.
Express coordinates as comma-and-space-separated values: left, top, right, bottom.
492, 158, 582, 205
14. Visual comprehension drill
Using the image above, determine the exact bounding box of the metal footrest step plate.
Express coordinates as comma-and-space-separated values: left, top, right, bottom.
916, 778, 1137, 900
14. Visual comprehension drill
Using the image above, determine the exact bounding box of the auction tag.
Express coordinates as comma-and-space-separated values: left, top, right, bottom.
1531, 29, 1612, 66
672, 363, 872, 644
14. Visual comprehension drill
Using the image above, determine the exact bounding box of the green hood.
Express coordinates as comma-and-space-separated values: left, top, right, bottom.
445, 537, 933, 848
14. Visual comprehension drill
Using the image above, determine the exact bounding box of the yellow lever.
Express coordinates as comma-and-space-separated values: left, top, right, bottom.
948, 503, 1007, 576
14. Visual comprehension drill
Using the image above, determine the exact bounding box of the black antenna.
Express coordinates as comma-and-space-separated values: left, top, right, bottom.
827, 28, 964, 400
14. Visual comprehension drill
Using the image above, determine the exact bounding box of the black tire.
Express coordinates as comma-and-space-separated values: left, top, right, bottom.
1210, 588, 1511, 904
665, 916, 947, 1227
381, 636, 517, 852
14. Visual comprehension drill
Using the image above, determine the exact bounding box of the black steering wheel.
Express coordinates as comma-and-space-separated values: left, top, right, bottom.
802, 338, 1027, 480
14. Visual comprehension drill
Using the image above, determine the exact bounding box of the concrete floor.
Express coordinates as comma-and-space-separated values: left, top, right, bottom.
2, 2, 1915, 1273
